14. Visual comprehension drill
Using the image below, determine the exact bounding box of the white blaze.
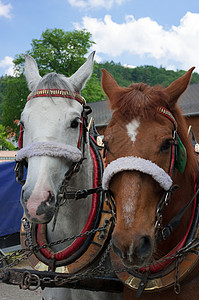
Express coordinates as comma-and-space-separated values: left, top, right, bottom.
123, 193, 136, 226
126, 119, 140, 143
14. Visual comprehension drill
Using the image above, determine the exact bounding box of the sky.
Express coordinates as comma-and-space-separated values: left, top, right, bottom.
0, 0, 199, 76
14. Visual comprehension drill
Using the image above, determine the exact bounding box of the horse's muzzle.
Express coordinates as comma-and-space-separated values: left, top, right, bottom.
21, 188, 56, 223
112, 234, 153, 268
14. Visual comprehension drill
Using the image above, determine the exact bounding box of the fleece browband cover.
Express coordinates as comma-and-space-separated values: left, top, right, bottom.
16, 141, 82, 162
102, 156, 172, 191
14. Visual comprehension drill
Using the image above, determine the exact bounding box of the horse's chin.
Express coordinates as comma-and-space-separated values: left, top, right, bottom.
121, 256, 151, 270
27, 210, 55, 224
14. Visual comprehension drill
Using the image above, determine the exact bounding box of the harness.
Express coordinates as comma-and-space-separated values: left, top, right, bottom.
15, 89, 115, 275
103, 106, 199, 297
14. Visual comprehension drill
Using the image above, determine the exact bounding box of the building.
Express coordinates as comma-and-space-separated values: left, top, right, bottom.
0, 151, 17, 163
89, 83, 199, 141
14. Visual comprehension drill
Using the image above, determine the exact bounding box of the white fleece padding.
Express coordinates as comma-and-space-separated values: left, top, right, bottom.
16, 141, 82, 162
102, 156, 172, 191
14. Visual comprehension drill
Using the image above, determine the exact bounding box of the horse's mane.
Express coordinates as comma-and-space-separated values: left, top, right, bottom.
31, 72, 75, 99
111, 82, 198, 177
111, 83, 170, 121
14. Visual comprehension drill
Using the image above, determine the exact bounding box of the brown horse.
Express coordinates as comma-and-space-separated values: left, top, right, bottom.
101, 68, 199, 299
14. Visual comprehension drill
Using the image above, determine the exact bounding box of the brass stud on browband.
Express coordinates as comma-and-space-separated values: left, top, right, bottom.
158, 106, 177, 129
27, 89, 86, 106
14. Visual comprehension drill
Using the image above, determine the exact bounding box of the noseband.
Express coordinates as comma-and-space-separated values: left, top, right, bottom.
102, 156, 172, 191
16, 141, 82, 162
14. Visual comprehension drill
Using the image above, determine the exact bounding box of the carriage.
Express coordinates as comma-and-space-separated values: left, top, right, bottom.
1, 53, 199, 300
0, 161, 23, 253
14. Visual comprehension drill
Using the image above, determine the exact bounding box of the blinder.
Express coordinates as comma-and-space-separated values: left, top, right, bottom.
175, 133, 187, 174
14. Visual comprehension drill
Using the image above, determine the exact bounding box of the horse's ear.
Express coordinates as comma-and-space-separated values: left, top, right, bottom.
101, 69, 120, 103
165, 67, 195, 107
69, 51, 95, 93
24, 54, 41, 91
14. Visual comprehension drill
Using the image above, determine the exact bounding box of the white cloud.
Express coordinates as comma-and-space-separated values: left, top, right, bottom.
166, 65, 177, 71
68, 0, 126, 10
74, 12, 199, 72
0, 1, 12, 18
124, 64, 136, 69
0, 56, 14, 76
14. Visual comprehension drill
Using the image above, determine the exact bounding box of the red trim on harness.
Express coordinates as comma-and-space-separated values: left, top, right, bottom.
18, 126, 23, 150
27, 89, 85, 106
158, 106, 177, 129
140, 180, 197, 273
37, 144, 99, 260
169, 144, 175, 177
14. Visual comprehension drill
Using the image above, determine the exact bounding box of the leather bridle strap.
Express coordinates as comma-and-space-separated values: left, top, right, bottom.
157, 182, 199, 242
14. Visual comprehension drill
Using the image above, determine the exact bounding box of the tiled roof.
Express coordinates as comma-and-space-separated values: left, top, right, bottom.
89, 83, 199, 126
89, 100, 112, 127
179, 83, 199, 115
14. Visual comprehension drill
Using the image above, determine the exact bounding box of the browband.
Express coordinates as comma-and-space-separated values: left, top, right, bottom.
27, 89, 86, 106
158, 106, 177, 129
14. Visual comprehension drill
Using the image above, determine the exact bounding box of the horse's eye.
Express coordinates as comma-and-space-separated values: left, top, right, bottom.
160, 139, 173, 152
103, 140, 110, 152
71, 117, 81, 129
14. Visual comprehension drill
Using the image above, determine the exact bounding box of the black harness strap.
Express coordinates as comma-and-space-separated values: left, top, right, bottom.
158, 185, 199, 242
63, 186, 103, 201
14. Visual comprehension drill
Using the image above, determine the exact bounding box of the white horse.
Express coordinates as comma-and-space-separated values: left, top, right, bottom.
16, 53, 122, 300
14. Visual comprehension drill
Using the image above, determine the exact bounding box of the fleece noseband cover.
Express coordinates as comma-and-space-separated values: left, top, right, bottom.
102, 156, 173, 191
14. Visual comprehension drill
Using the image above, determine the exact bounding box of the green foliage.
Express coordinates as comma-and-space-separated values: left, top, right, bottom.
1, 27, 199, 138
0, 75, 28, 139
94, 62, 199, 87
1, 28, 98, 136
13, 28, 94, 76
0, 124, 16, 150
82, 66, 105, 102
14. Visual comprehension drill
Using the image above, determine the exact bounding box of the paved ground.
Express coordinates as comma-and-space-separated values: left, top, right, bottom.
0, 282, 42, 300
0, 257, 42, 300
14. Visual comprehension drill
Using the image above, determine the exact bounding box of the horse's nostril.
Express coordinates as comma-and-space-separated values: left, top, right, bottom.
135, 235, 152, 259
112, 240, 124, 259
47, 191, 53, 202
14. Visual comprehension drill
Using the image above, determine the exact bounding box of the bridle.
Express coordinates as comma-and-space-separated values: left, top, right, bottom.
102, 106, 199, 296
15, 88, 91, 184
15, 88, 115, 274
102, 106, 190, 240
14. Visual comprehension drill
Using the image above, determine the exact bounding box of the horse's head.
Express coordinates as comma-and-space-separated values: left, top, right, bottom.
18, 52, 95, 223
101, 67, 195, 268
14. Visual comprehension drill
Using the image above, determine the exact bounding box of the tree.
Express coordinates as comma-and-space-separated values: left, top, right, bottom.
0, 124, 16, 150
14, 28, 95, 77
0, 28, 104, 138
0, 75, 29, 138
82, 65, 105, 102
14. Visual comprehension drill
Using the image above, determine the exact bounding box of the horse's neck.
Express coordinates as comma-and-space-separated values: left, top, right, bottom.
158, 170, 196, 256
47, 143, 93, 249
